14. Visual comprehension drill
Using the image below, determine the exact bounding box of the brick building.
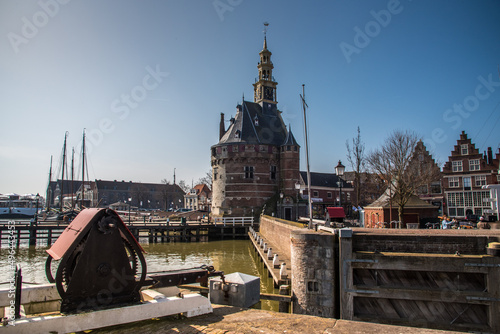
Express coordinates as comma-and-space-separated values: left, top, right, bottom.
442, 131, 499, 220
413, 140, 444, 214
211, 35, 300, 217
184, 184, 211, 211
364, 187, 439, 228
298, 171, 353, 218
47, 179, 184, 211
94, 180, 184, 211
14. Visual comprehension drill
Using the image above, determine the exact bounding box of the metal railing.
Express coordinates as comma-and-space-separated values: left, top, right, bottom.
212, 216, 254, 227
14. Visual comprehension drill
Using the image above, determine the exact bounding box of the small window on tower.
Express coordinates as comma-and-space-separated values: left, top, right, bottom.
270, 166, 277, 180
254, 116, 259, 126
245, 166, 254, 179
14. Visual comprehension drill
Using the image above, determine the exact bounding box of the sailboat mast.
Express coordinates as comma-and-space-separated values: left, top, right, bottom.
301, 84, 313, 229
60, 132, 68, 212
71, 148, 74, 210
81, 130, 86, 209
46, 155, 52, 211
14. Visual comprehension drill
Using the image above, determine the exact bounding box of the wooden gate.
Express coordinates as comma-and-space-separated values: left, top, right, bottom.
339, 233, 500, 332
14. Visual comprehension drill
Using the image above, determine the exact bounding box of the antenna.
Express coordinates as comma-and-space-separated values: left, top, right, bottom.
263, 22, 269, 38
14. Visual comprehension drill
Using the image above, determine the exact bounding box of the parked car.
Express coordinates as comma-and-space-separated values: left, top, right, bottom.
466, 214, 481, 223
175, 208, 192, 212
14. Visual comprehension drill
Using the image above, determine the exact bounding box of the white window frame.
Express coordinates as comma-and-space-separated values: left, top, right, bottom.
461, 144, 468, 155
469, 159, 480, 171
475, 175, 486, 187
452, 161, 463, 172
448, 177, 460, 188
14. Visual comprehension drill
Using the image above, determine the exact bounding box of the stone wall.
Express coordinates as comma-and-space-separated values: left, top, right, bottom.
290, 230, 337, 318
259, 215, 302, 259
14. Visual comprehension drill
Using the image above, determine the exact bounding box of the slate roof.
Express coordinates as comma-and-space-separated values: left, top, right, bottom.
218, 101, 294, 146
299, 172, 352, 189
283, 125, 299, 146
365, 185, 436, 209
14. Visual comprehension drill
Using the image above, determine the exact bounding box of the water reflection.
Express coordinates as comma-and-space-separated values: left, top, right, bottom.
0, 240, 280, 311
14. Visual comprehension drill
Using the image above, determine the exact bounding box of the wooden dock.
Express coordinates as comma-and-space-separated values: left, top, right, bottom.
248, 228, 291, 288
0, 218, 256, 245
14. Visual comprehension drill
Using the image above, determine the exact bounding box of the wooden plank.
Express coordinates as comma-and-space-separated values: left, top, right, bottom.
339, 232, 353, 320
351, 253, 493, 273
349, 286, 492, 304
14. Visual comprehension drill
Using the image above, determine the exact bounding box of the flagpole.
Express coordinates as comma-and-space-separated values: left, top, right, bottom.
301, 84, 313, 229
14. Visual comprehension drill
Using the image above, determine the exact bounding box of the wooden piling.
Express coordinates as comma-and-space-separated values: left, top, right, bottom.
279, 285, 290, 313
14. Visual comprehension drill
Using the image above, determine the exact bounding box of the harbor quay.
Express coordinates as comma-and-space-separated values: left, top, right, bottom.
91, 304, 462, 334
1, 212, 499, 333
254, 215, 500, 333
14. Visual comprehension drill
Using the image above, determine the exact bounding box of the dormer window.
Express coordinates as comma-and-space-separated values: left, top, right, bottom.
235, 130, 241, 138
254, 116, 259, 126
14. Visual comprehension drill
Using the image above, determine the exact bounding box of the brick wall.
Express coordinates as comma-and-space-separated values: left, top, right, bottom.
259, 215, 302, 259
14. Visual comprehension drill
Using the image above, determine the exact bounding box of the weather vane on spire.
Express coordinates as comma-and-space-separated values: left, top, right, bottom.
263, 22, 269, 38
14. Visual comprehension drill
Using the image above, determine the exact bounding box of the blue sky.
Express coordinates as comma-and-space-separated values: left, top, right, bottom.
1, 0, 499, 196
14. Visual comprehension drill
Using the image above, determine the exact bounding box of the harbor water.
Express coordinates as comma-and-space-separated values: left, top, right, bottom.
0, 239, 280, 311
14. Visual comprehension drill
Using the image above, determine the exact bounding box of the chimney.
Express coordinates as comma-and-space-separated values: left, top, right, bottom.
487, 147, 493, 165
219, 113, 225, 140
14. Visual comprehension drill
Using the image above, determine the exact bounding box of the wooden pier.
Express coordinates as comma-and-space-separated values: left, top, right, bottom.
0, 217, 256, 245
248, 227, 291, 288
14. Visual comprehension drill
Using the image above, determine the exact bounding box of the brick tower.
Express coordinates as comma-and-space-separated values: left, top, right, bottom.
211, 31, 300, 218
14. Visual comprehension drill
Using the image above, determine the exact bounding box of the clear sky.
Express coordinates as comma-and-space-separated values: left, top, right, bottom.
1, 0, 499, 197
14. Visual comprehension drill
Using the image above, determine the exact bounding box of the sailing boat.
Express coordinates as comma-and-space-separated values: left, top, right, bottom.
44, 130, 91, 221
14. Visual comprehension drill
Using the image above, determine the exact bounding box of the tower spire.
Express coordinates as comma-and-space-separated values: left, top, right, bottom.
263, 22, 269, 49
253, 22, 277, 104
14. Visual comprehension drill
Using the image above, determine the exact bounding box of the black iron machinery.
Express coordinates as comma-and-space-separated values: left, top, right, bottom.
45, 208, 224, 314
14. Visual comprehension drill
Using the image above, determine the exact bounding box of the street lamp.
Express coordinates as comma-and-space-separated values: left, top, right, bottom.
279, 192, 284, 218
128, 197, 132, 225
295, 181, 301, 221
34, 193, 40, 226
335, 160, 345, 207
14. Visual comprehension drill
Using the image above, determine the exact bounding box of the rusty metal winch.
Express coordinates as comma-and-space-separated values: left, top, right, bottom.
45, 208, 224, 313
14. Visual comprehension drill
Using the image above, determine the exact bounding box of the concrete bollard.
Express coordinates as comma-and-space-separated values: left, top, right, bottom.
280, 262, 288, 279
273, 254, 280, 268
267, 247, 273, 259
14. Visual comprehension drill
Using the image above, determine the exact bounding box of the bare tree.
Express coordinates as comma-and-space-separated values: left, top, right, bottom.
346, 126, 365, 207
197, 169, 212, 190
177, 180, 190, 193
132, 183, 148, 208
160, 179, 171, 210
367, 130, 441, 225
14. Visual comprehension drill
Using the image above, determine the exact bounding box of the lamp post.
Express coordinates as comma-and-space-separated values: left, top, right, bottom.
128, 197, 132, 225
279, 192, 284, 218
34, 193, 40, 226
335, 160, 345, 208
295, 181, 301, 221
207, 198, 211, 223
